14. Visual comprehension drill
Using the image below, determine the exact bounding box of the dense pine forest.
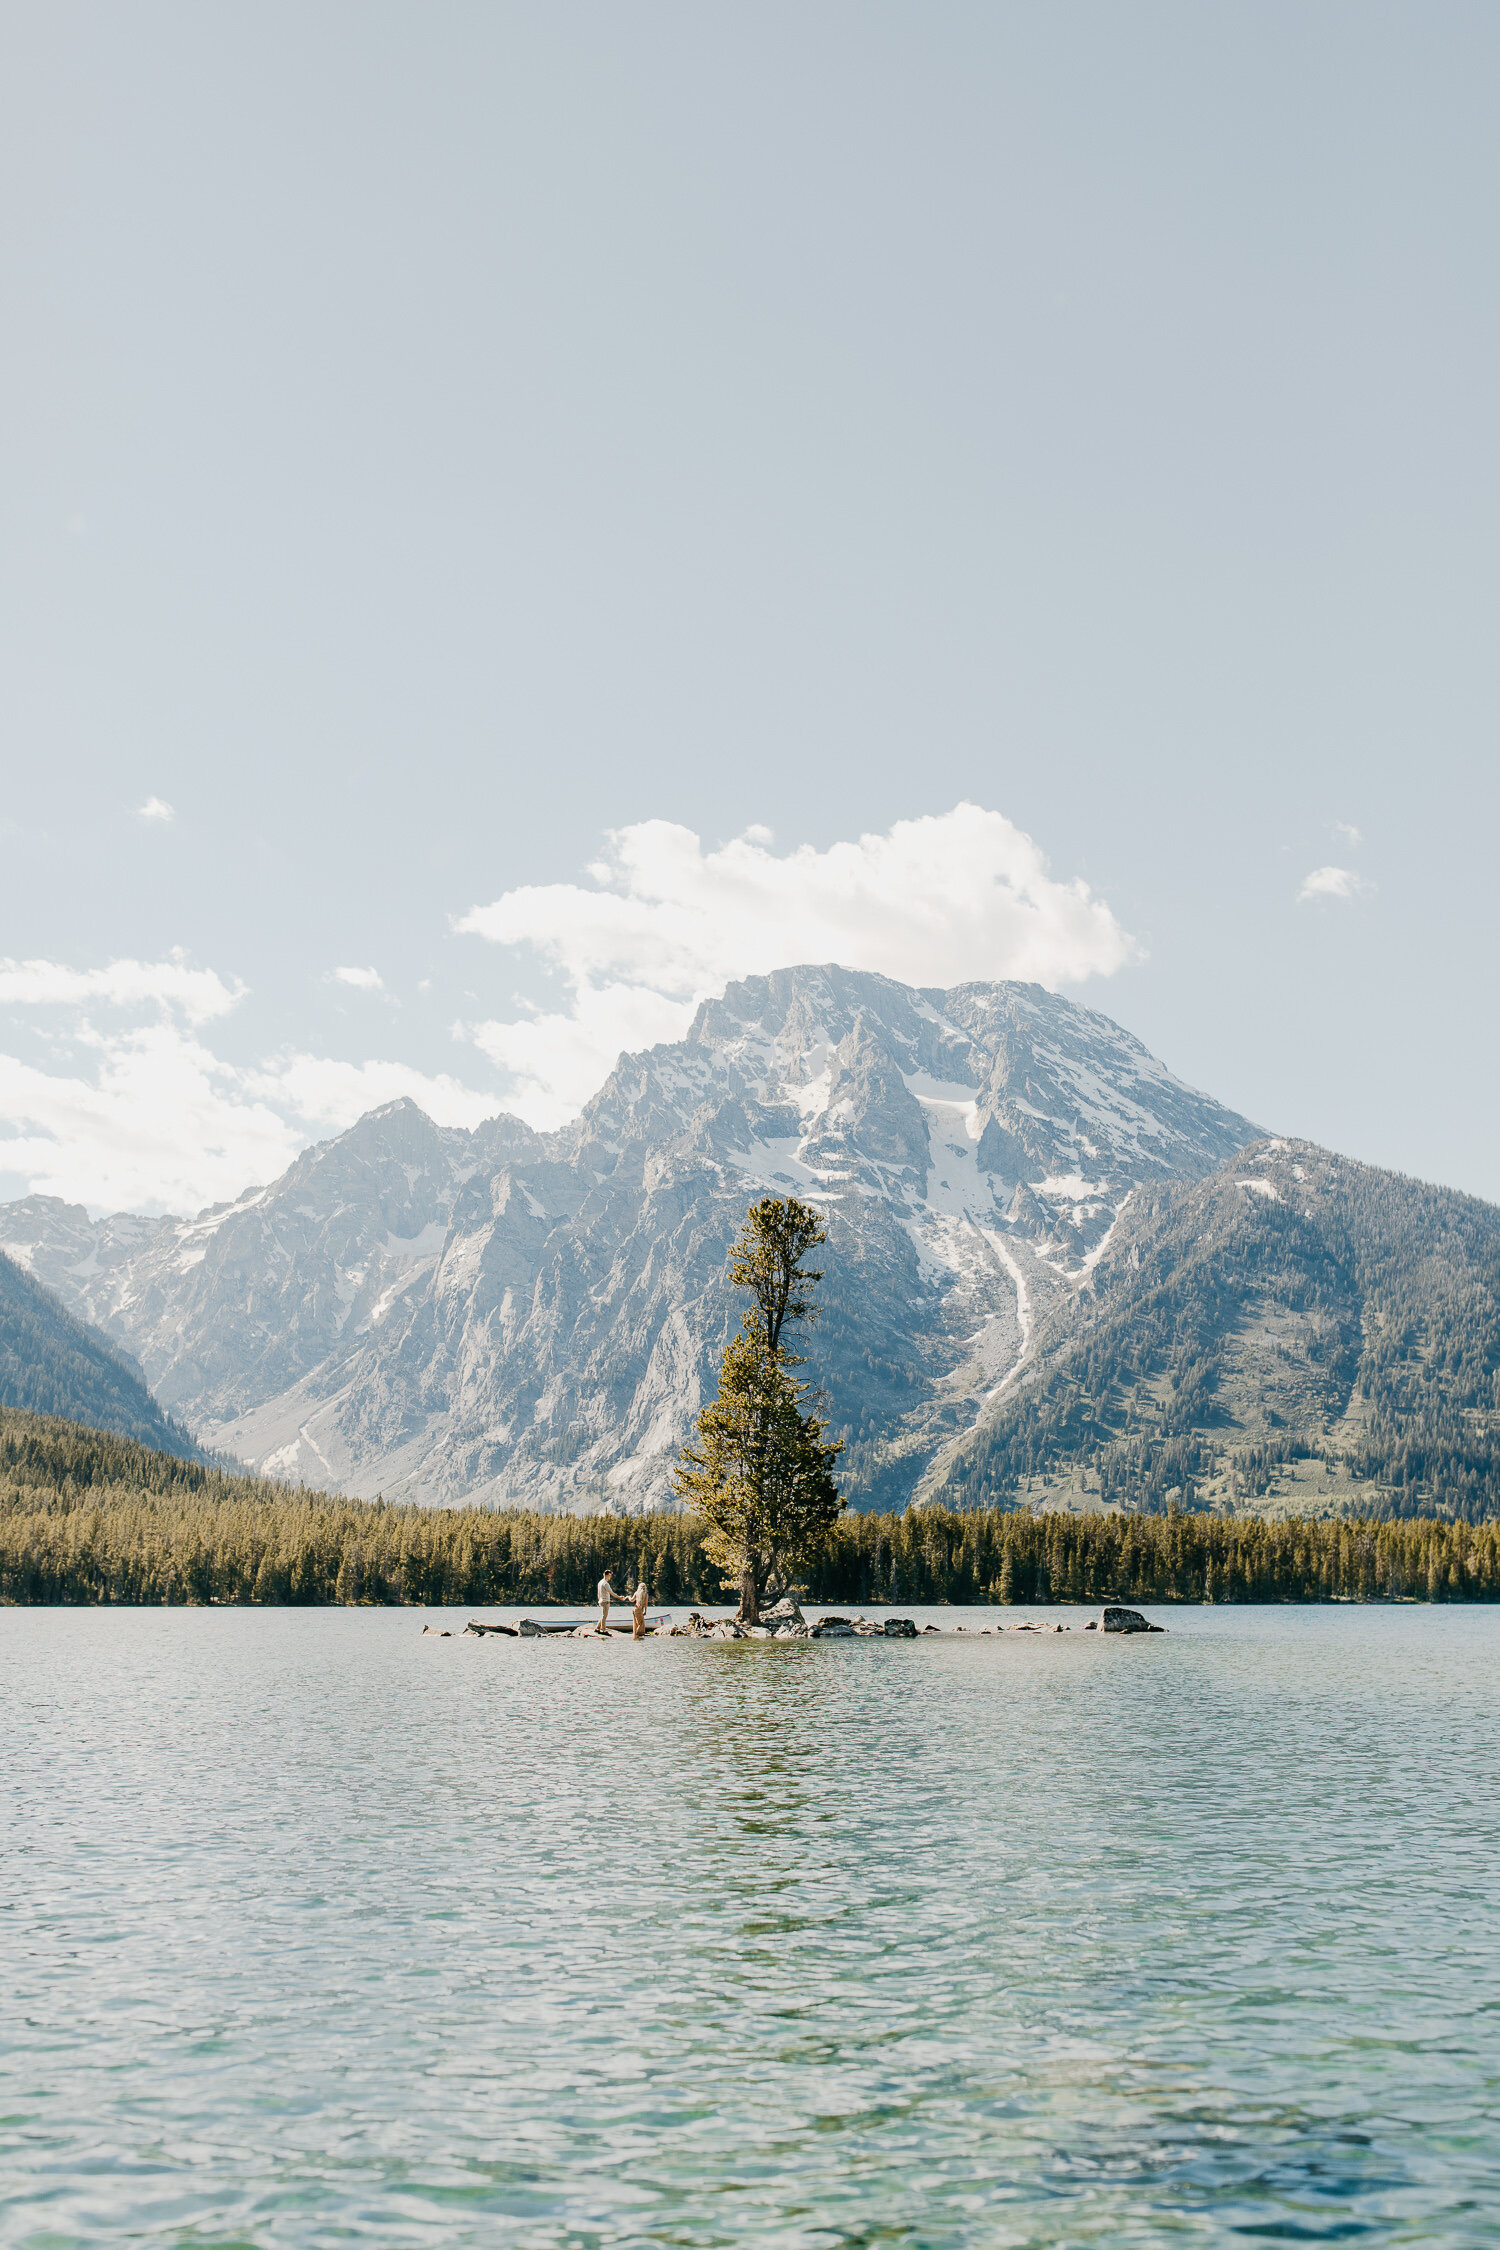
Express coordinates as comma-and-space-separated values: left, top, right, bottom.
4, 1406, 1498, 1608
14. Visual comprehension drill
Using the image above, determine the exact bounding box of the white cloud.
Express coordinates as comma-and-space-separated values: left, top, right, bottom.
137, 796, 175, 822
331, 965, 385, 992
1297, 865, 1372, 904
0, 954, 242, 1025
0, 953, 500, 1213
249, 1054, 501, 1137
1332, 820, 1362, 846
457, 803, 1137, 1127
0, 1027, 304, 1217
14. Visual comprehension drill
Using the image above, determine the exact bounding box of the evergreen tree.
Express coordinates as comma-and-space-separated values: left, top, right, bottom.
728, 1194, 829, 1356
674, 1197, 843, 1621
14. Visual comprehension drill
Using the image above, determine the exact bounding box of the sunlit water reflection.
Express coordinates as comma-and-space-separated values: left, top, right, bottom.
4, 1603, 1498, 2247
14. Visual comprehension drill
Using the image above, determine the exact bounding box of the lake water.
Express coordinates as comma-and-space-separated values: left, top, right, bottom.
3, 1602, 1498, 2248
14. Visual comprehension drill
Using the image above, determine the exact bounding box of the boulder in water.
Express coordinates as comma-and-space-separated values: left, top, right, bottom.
1092, 1606, 1164, 1633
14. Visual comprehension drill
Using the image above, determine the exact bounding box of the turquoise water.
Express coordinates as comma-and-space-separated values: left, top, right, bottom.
3, 1602, 1498, 2248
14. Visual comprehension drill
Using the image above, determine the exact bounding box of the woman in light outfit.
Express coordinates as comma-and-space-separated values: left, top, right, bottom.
596, 1568, 650, 1637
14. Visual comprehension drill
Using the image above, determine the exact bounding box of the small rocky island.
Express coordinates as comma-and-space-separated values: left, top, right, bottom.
452, 1600, 1164, 1640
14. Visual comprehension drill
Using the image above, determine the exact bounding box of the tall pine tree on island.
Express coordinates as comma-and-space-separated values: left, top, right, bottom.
674, 1196, 843, 1623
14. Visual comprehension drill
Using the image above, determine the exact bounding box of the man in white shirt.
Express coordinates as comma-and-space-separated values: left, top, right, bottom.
597, 1569, 615, 1635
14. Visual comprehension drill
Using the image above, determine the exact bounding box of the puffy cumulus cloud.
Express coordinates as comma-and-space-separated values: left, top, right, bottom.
462, 804, 1134, 994
0, 954, 242, 1025
1298, 865, 1372, 904
331, 965, 385, 992
137, 796, 175, 822
0, 954, 500, 1214
457, 804, 1137, 1126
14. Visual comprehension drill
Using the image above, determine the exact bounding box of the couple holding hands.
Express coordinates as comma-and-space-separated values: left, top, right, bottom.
596, 1569, 650, 1637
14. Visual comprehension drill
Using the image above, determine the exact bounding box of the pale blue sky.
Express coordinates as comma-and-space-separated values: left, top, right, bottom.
2, 3, 1496, 1211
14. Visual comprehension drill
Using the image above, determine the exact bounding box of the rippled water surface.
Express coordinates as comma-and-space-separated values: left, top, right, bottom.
4, 1602, 1499, 2248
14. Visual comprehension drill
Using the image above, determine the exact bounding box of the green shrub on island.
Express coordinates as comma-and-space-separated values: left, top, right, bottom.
3, 1403, 1499, 1606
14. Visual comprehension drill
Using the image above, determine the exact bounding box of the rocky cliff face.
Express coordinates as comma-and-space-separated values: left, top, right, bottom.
0, 966, 1258, 1508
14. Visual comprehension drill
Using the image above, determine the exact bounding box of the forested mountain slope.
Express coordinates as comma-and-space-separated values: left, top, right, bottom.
926, 1138, 1500, 1521
0, 1253, 200, 1460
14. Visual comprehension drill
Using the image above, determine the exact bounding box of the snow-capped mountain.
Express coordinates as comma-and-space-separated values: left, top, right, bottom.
0, 966, 1259, 1508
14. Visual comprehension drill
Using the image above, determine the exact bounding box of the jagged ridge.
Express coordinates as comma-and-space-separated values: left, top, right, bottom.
0, 966, 1258, 1509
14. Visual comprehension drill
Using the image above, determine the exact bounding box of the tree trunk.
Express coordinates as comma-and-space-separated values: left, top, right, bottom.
738, 1562, 760, 1625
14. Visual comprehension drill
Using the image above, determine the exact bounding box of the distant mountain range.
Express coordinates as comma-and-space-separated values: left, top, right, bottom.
0, 1248, 201, 1459
5, 964, 1497, 1521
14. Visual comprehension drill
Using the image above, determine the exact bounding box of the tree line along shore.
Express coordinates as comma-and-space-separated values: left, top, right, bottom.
4, 1405, 1499, 1608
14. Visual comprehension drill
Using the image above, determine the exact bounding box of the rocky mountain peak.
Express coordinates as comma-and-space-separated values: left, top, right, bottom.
3, 964, 1260, 1512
